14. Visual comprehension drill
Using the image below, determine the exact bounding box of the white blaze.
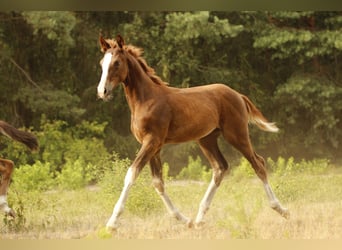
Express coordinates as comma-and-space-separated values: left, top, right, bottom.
97, 52, 113, 97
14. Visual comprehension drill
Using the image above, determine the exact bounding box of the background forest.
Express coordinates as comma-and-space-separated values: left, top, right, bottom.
0, 11, 341, 176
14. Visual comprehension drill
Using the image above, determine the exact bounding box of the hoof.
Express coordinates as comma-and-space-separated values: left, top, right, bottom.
194, 220, 205, 229
105, 225, 118, 233
105, 226, 118, 237
281, 208, 290, 219
7, 208, 16, 218
186, 219, 194, 228
1, 202, 15, 218
271, 204, 290, 220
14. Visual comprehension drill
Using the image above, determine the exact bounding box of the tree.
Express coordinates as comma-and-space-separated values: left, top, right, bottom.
1, 11, 341, 170
251, 11, 342, 158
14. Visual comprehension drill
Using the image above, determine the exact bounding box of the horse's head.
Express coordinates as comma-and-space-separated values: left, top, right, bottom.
97, 34, 128, 101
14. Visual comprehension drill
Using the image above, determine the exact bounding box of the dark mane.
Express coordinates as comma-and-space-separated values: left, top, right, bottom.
105, 38, 167, 85
125, 45, 168, 85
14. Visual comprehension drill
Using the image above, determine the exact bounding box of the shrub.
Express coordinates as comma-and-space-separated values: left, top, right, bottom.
176, 156, 211, 182
98, 153, 132, 196
11, 161, 55, 192
267, 156, 330, 176
56, 158, 93, 190
37, 119, 72, 172
62, 138, 109, 183
126, 167, 163, 216
232, 157, 255, 180
37, 118, 108, 174
231, 156, 331, 180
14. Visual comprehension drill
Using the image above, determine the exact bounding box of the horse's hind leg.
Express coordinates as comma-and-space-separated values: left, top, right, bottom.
222, 125, 289, 219
195, 129, 229, 226
150, 152, 192, 226
0, 158, 16, 217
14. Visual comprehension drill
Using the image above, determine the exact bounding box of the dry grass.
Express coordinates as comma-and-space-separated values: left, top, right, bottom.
1, 170, 342, 239
255, 201, 342, 239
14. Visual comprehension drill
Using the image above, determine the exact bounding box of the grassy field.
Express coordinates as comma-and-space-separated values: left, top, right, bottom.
1, 164, 342, 239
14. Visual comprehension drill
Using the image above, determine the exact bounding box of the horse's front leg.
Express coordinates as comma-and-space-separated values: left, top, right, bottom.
105, 137, 161, 231
0, 159, 16, 217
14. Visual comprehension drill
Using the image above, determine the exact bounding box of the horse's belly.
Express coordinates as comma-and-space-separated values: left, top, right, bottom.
165, 120, 217, 143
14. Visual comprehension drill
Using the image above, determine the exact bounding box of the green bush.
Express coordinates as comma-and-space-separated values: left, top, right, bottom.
267, 156, 330, 176
56, 158, 93, 190
232, 157, 255, 180
98, 153, 132, 196
126, 168, 163, 216
231, 156, 331, 180
176, 156, 211, 182
11, 161, 55, 192
37, 118, 108, 174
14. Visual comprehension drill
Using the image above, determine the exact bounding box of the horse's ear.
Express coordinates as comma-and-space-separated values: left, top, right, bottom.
99, 35, 110, 53
116, 34, 125, 49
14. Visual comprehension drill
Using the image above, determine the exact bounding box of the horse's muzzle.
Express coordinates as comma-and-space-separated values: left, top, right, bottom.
97, 89, 112, 101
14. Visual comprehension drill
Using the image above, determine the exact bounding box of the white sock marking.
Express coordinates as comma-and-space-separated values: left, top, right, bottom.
195, 178, 218, 224
106, 167, 135, 229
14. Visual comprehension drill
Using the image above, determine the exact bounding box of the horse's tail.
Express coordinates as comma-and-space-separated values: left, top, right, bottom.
241, 95, 279, 133
0, 120, 38, 150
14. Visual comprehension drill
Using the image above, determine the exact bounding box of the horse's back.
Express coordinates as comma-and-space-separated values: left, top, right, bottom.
163, 83, 245, 143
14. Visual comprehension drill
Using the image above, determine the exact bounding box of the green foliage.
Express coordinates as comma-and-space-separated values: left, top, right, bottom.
36, 118, 108, 173
164, 11, 243, 42
254, 27, 314, 61
15, 86, 85, 123
22, 11, 76, 54
0, 132, 39, 166
6, 118, 111, 192
274, 73, 342, 157
232, 157, 255, 180
36, 119, 70, 171
1, 11, 342, 169
253, 12, 342, 63
176, 156, 211, 182
231, 156, 330, 180
126, 168, 163, 216
267, 157, 330, 176
56, 158, 92, 190
98, 153, 131, 196
98, 154, 163, 216
11, 161, 54, 192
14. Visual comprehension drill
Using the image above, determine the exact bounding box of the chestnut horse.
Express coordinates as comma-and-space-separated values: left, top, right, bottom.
0, 120, 38, 217
97, 35, 289, 230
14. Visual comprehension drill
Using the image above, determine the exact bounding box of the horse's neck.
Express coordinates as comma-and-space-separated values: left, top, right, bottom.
123, 58, 158, 112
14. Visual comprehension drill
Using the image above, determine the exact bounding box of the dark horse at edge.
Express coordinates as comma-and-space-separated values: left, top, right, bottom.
96, 35, 289, 230
0, 120, 38, 217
